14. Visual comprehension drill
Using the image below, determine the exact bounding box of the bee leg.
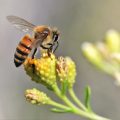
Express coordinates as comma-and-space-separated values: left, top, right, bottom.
32, 48, 37, 73
32, 48, 37, 59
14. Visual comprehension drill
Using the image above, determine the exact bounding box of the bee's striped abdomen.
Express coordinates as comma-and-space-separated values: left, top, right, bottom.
14, 35, 33, 67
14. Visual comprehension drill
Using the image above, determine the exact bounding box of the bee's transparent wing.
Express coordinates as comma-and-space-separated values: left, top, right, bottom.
7, 15, 36, 32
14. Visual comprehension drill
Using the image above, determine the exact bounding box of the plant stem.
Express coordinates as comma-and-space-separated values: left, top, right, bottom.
53, 84, 79, 110
49, 100, 71, 111
53, 85, 110, 120
68, 88, 87, 111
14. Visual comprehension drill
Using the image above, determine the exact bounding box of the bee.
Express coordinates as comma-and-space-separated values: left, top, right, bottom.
7, 15, 60, 67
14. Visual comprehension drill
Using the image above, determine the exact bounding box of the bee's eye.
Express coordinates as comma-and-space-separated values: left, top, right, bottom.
53, 34, 58, 42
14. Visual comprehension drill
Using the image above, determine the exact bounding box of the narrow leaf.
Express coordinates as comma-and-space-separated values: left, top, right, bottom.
84, 86, 92, 111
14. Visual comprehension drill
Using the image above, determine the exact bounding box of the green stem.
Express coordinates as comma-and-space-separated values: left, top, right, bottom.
49, 100, 71, 111
53, 84, 110, 120
53, 84, 79, 110
68, 88, 87, 111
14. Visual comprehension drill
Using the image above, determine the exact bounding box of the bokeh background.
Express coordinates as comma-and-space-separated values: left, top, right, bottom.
0, 0, 120, 120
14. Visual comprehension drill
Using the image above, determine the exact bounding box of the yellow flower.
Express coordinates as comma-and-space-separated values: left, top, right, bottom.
24, 53, 57, 89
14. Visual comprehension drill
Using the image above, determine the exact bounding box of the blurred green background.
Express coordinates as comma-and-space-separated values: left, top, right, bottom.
0, 0, 120, 120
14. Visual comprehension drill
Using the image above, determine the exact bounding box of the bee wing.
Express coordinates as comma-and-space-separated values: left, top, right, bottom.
7, 15, 36, 32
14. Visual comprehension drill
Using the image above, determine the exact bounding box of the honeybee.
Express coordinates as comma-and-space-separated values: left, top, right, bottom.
7, 15, 60, 67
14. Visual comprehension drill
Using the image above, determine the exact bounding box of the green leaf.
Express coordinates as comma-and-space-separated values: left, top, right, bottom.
84, 86, 92, 111
61, 80, 68, 95
51, 108, 71, 113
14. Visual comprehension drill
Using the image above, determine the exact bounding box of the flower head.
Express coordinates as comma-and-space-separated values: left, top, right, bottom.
25, 88, 51, 105
56, 56, 76, 88
24, 53, 57, 89
105, 30, 120, 53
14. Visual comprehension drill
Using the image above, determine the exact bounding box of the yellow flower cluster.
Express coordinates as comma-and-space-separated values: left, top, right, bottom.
24, 52, 76, 89
24, 53, 56, 89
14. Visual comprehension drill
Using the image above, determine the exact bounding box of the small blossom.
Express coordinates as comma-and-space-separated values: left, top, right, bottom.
56, 57, 68, 81
105, 30, 120, 53
56, 56, 76, 88
25, 88, 51, 105
110, 53, 120, 63
96, 42, 110, 60
81, 42, 104, 67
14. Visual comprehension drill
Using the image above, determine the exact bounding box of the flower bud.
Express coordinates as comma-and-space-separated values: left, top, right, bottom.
81, 42, 104, 67
96, 42, 110, 59
111, 53, 120, 63
105, 29, 120, 53
25, 88, 51, 105
24, 53, 57, 89
56, 56, 76, 88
